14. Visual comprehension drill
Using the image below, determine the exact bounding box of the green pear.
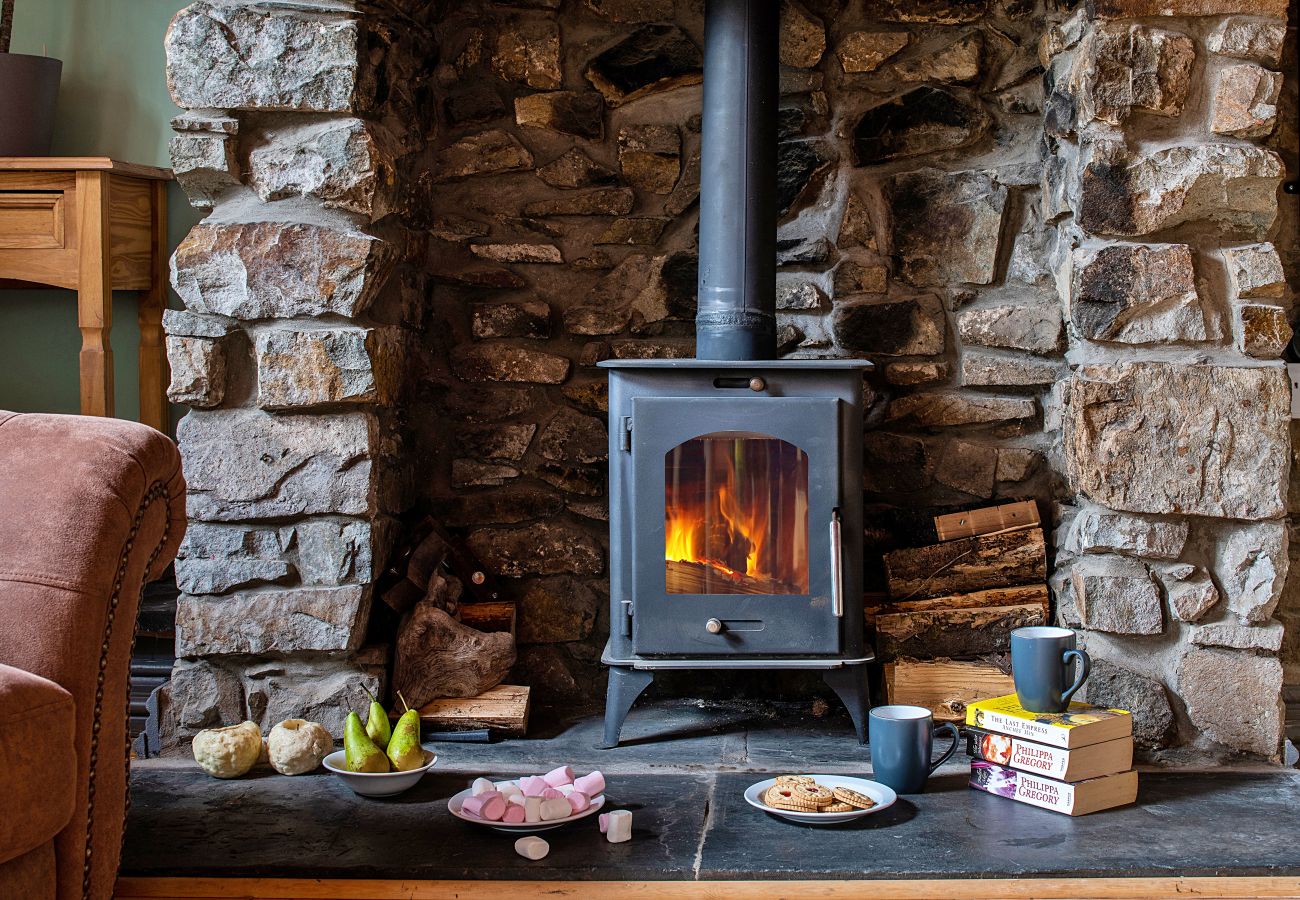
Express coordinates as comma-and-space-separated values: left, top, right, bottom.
344, 710, 389, 773
364, 689, 391, 750
387, 708, 425, 772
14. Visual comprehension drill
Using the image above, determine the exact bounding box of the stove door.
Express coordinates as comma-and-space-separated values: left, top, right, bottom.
630, 396, 842, 657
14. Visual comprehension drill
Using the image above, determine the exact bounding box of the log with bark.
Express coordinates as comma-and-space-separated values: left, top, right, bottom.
873, 598, 1049, 661
867, 584, 1050, 621
883, 527, 1046, 600
933, 500, 1040, 542
393, 598, 516, 707
415, 684, 530, 738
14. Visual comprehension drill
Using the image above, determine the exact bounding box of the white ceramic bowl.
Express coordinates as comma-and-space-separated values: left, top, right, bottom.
745, 774, 897, 825
448, 787, 606, 832
322, 749, 437, 797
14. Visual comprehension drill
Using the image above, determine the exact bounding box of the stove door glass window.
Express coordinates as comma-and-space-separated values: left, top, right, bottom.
664, 432, 809, 595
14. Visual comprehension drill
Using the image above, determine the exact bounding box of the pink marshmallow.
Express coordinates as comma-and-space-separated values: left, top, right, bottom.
462, 791, 506, 821
566, 791, 591, 813
543, 765, 574, 788
502, 804, 526, 824
542, 787, 564, 800
520, 775, 549, 796
574, 772, 605, 796
598, 812, 610, 834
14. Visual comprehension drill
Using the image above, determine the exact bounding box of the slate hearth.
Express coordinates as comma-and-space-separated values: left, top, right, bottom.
122, 701, 1300, 884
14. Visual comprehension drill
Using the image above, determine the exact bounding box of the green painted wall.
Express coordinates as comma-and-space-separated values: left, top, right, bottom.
0, 0, 200, 429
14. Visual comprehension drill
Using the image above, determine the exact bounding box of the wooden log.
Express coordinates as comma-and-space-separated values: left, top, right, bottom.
934, 500, 1040, 542
666, 558, 796, 595
883, 527, 1046, 600
393, 603, 516, 707
459, 601, 517, 636
414, 684, 530, 738
874, 600, 1049, 661
885, 658, 1016, 721
867, 584, 1050, 620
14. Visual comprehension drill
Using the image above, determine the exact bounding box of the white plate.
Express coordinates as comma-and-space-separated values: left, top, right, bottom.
745, 775, 897, 825
322, 749, 437, 798
448, 787, 606, 832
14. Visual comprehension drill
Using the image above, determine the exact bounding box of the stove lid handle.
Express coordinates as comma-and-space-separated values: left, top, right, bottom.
830, 508, 844, 619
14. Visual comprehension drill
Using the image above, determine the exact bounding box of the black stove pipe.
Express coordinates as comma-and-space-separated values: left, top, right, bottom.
695, 0, 779, 361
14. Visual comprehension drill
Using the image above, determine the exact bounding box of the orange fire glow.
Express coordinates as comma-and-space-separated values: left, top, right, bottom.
664, 436, 808, 594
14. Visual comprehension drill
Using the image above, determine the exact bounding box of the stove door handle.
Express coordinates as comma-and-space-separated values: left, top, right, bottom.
829, 508, 844, 618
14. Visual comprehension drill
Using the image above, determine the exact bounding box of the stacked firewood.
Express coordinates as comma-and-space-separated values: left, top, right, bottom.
874, 500, 1048, 721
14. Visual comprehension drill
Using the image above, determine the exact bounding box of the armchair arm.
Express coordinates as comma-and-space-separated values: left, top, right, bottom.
0, 411, 185, 900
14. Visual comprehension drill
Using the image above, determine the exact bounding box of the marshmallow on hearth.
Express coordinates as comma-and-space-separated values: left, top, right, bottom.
604, 809, 632, 843
514, 836, 550, 861
462, 791, 506, 821
574, 771, 605, 796
520, 775, 549, 796
502, 804, 526, 824
566, 791, 591, 814
471, 777, 495, 796
540, 798, 572, 821
524, 796, 543, 823
543, 765, 574, 788
598, 813, 610, 834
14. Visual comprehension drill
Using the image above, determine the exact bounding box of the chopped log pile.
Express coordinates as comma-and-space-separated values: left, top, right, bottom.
876, 500, 1049, 720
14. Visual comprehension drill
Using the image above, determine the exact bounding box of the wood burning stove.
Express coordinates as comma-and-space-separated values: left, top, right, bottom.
598, 0, 874, 748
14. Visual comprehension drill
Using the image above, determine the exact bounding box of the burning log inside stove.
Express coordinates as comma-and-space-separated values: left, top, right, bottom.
666, 559, 801, 595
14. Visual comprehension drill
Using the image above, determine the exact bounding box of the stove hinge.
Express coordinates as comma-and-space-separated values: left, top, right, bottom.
619, 415, 633, 452
619, 599, 633, 636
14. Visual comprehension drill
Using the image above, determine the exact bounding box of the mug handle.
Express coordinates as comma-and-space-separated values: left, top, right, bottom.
929, 722, 960, 774
1061, 648, 1091, 704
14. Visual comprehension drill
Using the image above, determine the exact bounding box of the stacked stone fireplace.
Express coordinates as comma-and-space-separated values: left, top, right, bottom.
158, 0, 1297, 762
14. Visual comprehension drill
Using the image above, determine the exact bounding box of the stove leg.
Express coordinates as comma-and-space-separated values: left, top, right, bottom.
823, 664, 871, 744
599, 666, 655, 749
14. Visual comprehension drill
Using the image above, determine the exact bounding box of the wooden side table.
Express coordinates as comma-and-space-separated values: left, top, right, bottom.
0, 157, 173, 431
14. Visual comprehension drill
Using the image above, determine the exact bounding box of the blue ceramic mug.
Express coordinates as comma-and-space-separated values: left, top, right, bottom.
869, 705, 960, 794
1011, 626, 1091, 713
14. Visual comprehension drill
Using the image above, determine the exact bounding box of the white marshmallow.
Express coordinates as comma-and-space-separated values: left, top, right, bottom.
471, 777, 495, 796
514, 836, 550, 860
605, 809, 632, 843
507, 792, 527, 806
524, 796, 543, 823
496, 780, 523, 798
558, 784, 576, 797
540, 798, 572, 821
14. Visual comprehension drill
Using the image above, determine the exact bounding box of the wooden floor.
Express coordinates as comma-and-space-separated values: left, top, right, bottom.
115, 876, 1300, 899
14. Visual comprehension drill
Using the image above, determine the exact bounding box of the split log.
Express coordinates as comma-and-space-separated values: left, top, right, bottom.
459, 600, 517, 636
885, 658, 1015, 721
883, 527, 1046, 600
867, 584, 1049, 621
874, 599, 1049, 661
415, 685, 530, 738
934, 500, 1040, 542
393, 602, 516, 707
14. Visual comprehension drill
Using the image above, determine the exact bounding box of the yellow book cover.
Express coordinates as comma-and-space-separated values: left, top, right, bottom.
965, 694, 1132, 749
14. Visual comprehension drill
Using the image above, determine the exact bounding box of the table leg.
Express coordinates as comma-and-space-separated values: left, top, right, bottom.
138, 180, 169, 432
76, 170, 114, 418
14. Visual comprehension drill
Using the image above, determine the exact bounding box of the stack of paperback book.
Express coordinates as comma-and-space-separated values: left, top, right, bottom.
965, 694, 1139, 816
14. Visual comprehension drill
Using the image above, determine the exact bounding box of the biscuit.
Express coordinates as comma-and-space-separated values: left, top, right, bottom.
832, 786, 876, 810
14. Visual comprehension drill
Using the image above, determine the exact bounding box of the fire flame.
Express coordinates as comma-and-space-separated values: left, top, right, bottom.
664, 436, 808, 593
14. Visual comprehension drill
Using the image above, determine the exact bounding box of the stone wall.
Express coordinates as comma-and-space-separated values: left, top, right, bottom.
160, 0, 1298, 761
159, 0, 438, 742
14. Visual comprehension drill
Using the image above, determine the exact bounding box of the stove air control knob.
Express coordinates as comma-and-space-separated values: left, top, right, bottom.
705, 617, 725, 634
749, 377, 766, 392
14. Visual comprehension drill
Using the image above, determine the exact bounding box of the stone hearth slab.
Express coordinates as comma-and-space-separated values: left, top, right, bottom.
123, 703, 1300, 882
